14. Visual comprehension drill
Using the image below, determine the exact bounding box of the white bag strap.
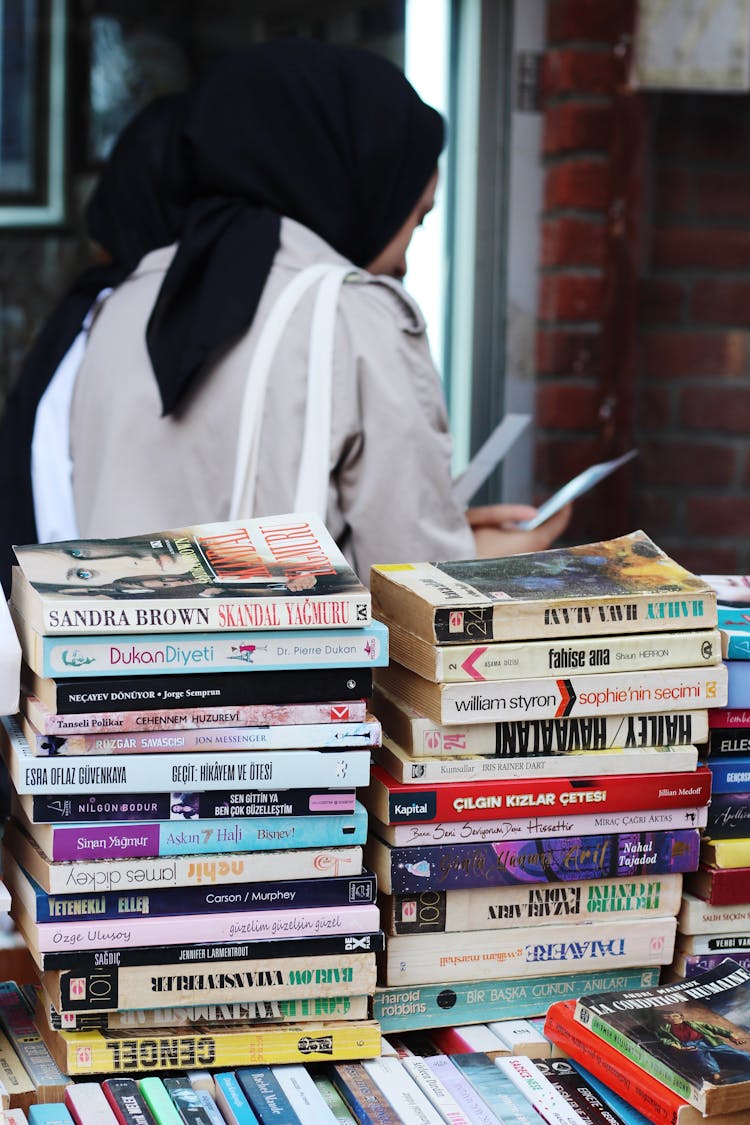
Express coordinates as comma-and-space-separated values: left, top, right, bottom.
229, 262, 358, 521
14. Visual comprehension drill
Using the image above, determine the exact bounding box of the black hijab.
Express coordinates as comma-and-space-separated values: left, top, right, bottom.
146, 38, 445, 414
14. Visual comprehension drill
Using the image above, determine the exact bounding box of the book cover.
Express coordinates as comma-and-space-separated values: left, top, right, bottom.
27, 1107, 76, 1125
361, 1056, 444, 1123
14, 802, 368, 862
449, 1052, 538, 1123
4, 818, 364, 895
428, 1023, 509, 1057
271, 1065, 342, 1125
374, 734, 700, 783
677, 892, 750, 936
532, 1057, 641, 1123
702, 576, 750, 635
15, 613, 388, 677
384, 616, 720, 683
372, 968, 660, 1033
494, 1054, 599, 1124
138, 1077, 182, 1125
382, 873, 683, 935
327, 1062, 403, 1125
366, 828, 701, 894
702, 836, 750, 869
163, 1077, 214, 1125
380, 915, 677, 986
674, 953, 750, 979
706, 729, 750, 755
372, 531, 716, 644
375, 660, 727, 727
12, 515, 370, 635
574, 960, 750, 1115
5, 853, 376, 924
707, 793, 750, 838
213, 1073, 260, 1125
22, 663, 373, 715
22, 693, 369, 736
65, 1084, 120, 1124
711, 708, 750, 728
420, 1055, 509, 1125
0, 982, 70, 1099
568, 1064, 654, 1125
685, 865, 750, 906
398, 1056, 474, 1125
676, 931, 750, 955
310, 1074, 358, 1123
45, 951, 378, 1014
707, 753, 750, 794
234, 1066, 301, 1125
488, 1018, 551, 1057
1, 716, 372, 794
102, 1077, 159, 1125
191, 1091, 223, 1125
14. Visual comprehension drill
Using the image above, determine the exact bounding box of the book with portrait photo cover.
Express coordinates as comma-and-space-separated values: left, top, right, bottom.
574, 960, 750, 1116
11, 513, 370, 636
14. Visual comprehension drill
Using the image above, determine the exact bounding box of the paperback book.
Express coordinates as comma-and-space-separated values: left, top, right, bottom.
11, 514, 371, 635
685, 864, 750, 906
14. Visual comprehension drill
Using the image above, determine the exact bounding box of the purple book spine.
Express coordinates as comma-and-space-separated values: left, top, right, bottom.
423, 1057, 505, 1125
384, 829, 700, 893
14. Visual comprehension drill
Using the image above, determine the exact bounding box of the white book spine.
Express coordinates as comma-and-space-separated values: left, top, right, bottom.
495, 1056, 589, 1124
487, 1019, 551, 1056
384, 805, 706, 845
362, 1057, 445, 1125
65, 1083, 120, 1124
272, 1065, 340, 1124
400, 1056, 474, 1125
194, 1090, 226, 1125
677, 892, 750, 935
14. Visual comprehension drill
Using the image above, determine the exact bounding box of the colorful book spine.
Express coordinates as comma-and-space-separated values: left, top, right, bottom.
27, 1107, 75, 1125
46, 952, 378, 1014
17, 619, 388, 677
0, 982, 70, 1098
399, 1056, 474, 1124
449, 1052, 538, 1123
21, 803, 368, 861
366, 763, 712, 824
428, 1024, 509, 1058
213, 1073, 260, 1125
138, 1077, 183, 1125
65, 1084, 120, 1125
569, 1064, 652, 1125
372, 689, 708, 756
673, 951, 750, 978
328, 1062, 403, 1125
706, 728, 750, 754
488, 1019, 552, 1057
23, 694, 369, 735
495, 1055, 593, 1125
726, 657, 750, 706
421, 1055, 508, 1125
701, 835, 750, 867
379, 804, 706, 846
375, 661, 727, 725
684, 863, 750, 905
311, 1074, 358, 1123
271, 1065, 340, 1125
2, 718, 372, 793
366, 828, 701, 894
382, 915, 677, 985
102, 1077, 159, 1125
375, 736, 700, 782
8, 856, 376, 923
361, 1057, 444, 1123
706, 752, 750, 792
29, 902, 380, 952
193, 1091, 224, 1125
533, 1058, 635, 1124
235, 1067, 301, 1125
164, 1077, 215, 1125
710, 706, 750, 728
706, 792, 750, 837
22, 716, 380, 756
676, 930, 750, 954
18, 787, 359, 823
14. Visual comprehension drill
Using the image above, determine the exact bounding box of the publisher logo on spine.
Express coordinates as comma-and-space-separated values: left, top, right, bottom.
297, 1034, 334, 1055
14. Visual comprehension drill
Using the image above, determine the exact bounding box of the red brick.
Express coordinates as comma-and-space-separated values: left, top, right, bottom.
653, 227, 750, 271
640, 442, 736, 486
544, 160, 609, 210
655, 99, 750, 163
543, 104, 613, 155
547, 0, 626, 45
539, 275, 605, 321
535, 329, 602, 376
633, 490, 676, 530
677, 546, 740, 574
641, 330, 750, 378
743, 450, 750, 488
637, 387, 671, 428
695, 170, 750, 221
639, 279, 686, 324
542, 49, 618, 97
652, 167, 692, 218
541, 217, 606, 268
535, 382, 600, 428
681, 387, 750, 431
688, 496, 750, 537
535, 437, 601, 487
691, 281, 750, 327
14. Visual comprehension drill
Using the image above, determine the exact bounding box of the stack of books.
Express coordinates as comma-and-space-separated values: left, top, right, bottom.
0, 515, 388, 1080
671, 574, 750, 982
364, 531, 726, 1033
545, 958, 750, 1124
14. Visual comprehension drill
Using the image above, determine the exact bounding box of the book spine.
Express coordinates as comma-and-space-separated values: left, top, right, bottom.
370, 765, 712, 824
213, 1073, 260, 1125
707, 753, 750, 792
29, 805, 368, 861
3, 720, 372, 793
138, 1078, 183, 1125
727, 658, 750, 707
47, 952, 378, 1013
22, 865, 377, 924
367, 829, 701, 894
24, 696, 369, 736
677, 892, 750, 935
449, 1053, 539, 1123
0, 1025, 36, 1100
102, 1077, 159, 1125
32, 903, 380, 952
404, 628, 722, 683
192, 1092, 224, 1125
574, 1010, 699, 1110
374, 739, 700, 783
494, 1055, 593, 1125
684, 864, 750, 906
429, 1024, 508, 1056
384, 806, 706, 847
27, 1107, 76, 1125
399, 1056, 474, 1124
705, 728, 750, 755
65, 1085, 120, 1125
6, 1112, 30, 1124
163, 1077, 215, 1125
22, 787, 359, 823
705, 792, 750, 837
701, 837, 750, 867
383, 916, 677, 986
422, 665, 727, 725
532, 1059, 633, 1125
271, 1065, 340, 1125
328, 1062, 403, 1125
24, 622, 388, 678
488, 1019, 552, 1057
677, 930, 750, 953
674, 950, 750, 977
29, 926, 384, 972
543, 1002, 681, 1125
311, 1074, 358, 1123
234, 1067, 301, 1125
568, 1064, 658, 1125
361, 1057, 444, 1124
422, 1055, 508, 1125
0, 982, 70, 1094
372, 967, 661, 1033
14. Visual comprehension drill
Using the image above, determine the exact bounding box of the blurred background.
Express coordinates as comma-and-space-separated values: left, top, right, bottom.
2, 0, 749, 570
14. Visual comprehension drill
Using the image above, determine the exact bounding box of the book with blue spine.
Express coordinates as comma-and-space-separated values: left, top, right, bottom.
27, 1108, 75, 1125
235, 1067, 301, 1125
328, 1062, 402, 1124
450, 1052, 538, 1123
15, 801, 369, 861
706, 753, 750, 793
213, 1074, 260, 1125
726, 660, 750, 708
13, 614, 388, 677
271, 1066, 340, 1124
569, 1063, 657, 1124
